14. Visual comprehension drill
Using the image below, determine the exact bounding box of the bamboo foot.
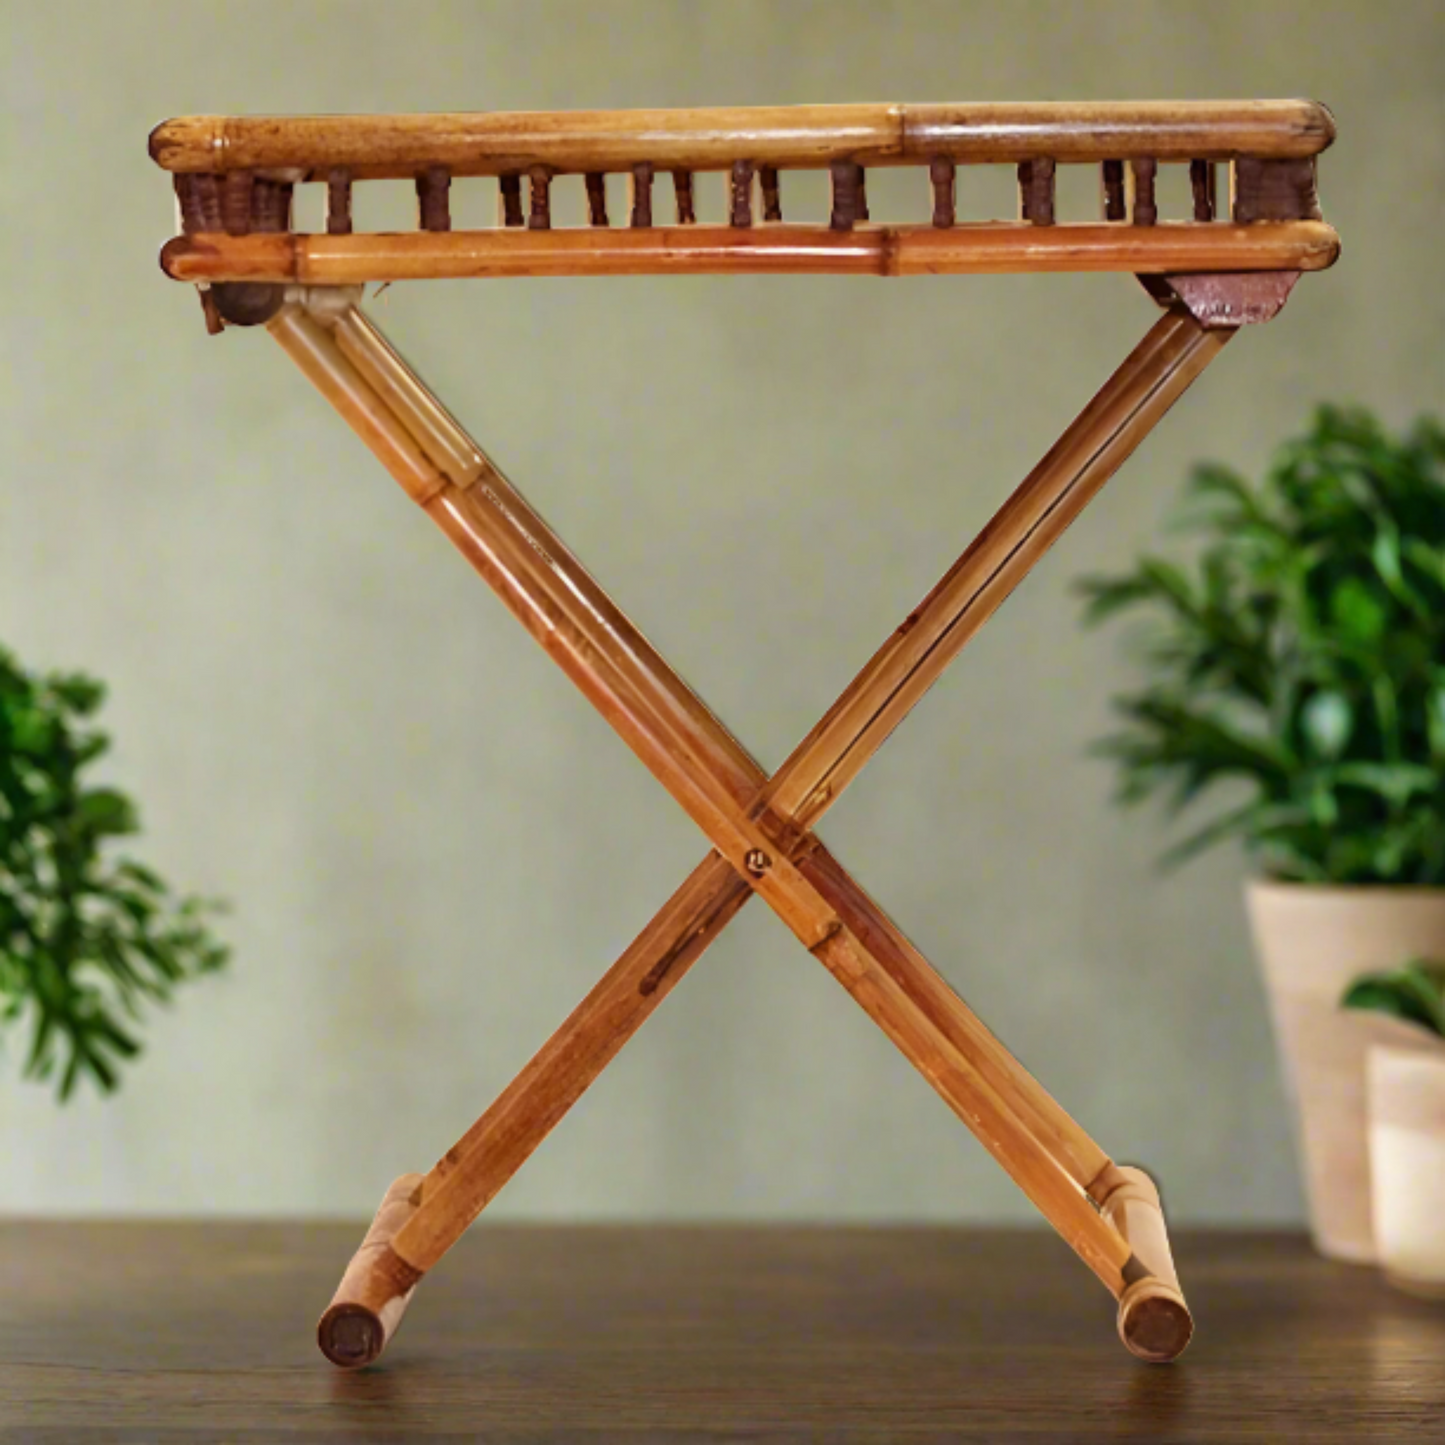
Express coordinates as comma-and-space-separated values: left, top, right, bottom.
317, 1173, 427, 1369
1096, 1165, 1193, 1363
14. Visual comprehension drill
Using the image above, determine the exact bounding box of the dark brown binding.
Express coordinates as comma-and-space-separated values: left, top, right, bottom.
174, 174, 205, 233
175, 169, 286, 333
1139, 270, 1300, 326
1233, 156, 1321, 222
499, 173, 524, 227
252, 178, 292, 233
1028, 157, 1055, 226
929, 157, 955, 228
630, 162, 653, 228
760, 165, 781, 221
729, 159, 754, 227
527, 167, 551, 230
1189, 159, 1216, 222
416, 165, 451, 232
672, 169, 695, 224
327, 167, 353, 235
1131, 157, 1157, 226
1017, 159, 1034, 221
222, 169, 254, 236
585, 172, 608, 226
829, 159, 860, 231
194, 172, 223, 231
1102, 159, 1126, 221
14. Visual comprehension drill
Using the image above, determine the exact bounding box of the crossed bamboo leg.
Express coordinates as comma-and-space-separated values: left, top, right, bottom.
271, 299, 1230, 1369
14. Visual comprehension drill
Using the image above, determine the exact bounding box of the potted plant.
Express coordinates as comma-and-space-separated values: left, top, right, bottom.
1343, 963, 1445, 1295
0, 644, 228, 1099
1079, 404, 1445, 1262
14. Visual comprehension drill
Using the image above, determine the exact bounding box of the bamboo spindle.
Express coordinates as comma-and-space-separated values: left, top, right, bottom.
630, 162, 653, 228
499, 174, 523, 227
584, 171, 608, 226
760, 165, 782, 221
672, 169, 695, 224
1131, 157, 1158, 226
729, 159, 754, 227
1191, 158, 1218, 221
326, 167, 353, 235
930, 157, 956, 227
527, 167, 551, 229
269, 307, 1142, 1312
1102, 159, 1126, 221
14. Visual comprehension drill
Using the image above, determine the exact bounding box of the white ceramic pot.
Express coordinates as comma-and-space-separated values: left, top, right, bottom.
1245, 882, 1445, 1262
1368, 1044, 1445, 1297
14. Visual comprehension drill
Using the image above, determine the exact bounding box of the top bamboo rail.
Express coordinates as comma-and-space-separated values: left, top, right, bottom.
151, 100, 1334, 177
153, 100, 1337, 295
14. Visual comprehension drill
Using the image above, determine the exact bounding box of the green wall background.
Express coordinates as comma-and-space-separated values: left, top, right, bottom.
2, 0, 1442, 1220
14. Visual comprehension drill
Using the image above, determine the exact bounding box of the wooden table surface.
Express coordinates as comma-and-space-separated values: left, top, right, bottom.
1, 1223, 1441, 1442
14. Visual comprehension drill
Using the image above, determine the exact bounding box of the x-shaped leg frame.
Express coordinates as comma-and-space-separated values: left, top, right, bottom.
269, 296, 1230, 1369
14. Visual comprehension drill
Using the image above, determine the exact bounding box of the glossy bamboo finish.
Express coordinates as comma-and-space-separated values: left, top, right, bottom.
415, 850, 751, 1220
1097, 1165, 1194, 1362
330, 310, 761, 805
325, 312, 1117, 1217
150, 100, 1335, 177
766, 310, 1231, 829
161, 220, 1340, 283
268, 305, 1139, 1306
315, 1174, 424, 1369
426, 512, 1131, 1294
336, 312, 1120, 1183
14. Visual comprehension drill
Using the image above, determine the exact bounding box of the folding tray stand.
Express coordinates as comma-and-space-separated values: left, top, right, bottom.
149, 99, 1338, 1368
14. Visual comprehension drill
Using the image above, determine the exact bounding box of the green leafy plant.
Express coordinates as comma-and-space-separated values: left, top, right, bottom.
1079, 405, 1445, 884
1341, 960, 1445, 1040
0, 645, 227, 1098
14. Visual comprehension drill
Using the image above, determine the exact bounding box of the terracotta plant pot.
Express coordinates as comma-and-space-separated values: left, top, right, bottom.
1245, 882, 1445, 1262
1367, 1044, 1445, 1297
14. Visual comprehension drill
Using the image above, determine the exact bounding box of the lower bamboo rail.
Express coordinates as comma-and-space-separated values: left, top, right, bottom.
162, 220, 1339, 283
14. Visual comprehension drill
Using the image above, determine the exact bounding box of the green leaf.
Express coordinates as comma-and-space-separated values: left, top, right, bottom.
1370, 526, 1430, 617
1427, 686, 1445, 763
1331, 762, 1438, 808
1078, 404, 1445, 885
1328, 577, 1388, 644
77, 789, 138, 838
1341, 961, 1445, 1039
48, 675, 105, 715
0, 643, 229, 1101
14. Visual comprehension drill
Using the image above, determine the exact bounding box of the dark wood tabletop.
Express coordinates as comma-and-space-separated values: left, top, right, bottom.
1, 1222, 1441, 1442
